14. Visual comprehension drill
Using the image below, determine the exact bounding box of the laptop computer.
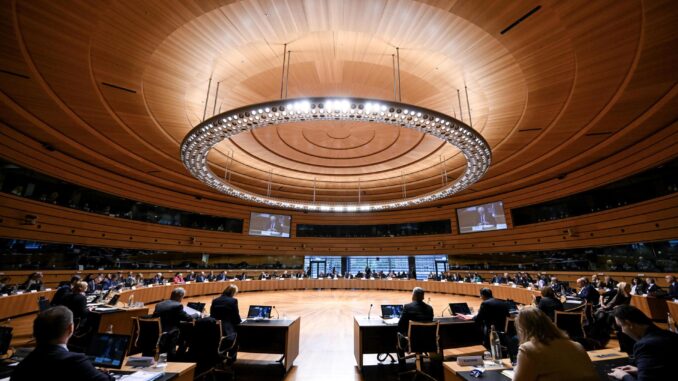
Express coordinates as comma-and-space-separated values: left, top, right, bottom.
245, 305, 272, 321
449, 302, 472, 315
86, 333, 130, 369
187, 302, 206, 313
380, 304, 404, 319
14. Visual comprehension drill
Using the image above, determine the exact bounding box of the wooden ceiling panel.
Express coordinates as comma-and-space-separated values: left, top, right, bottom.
0, 0, 676, 213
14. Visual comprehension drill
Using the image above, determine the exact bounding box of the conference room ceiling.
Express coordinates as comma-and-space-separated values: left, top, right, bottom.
0, 0, 676, 209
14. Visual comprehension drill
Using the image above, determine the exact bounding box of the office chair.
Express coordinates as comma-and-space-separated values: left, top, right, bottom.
397, 321, 440, 381
134, 317, 163, 358
555, 310, 586, 339
37, 296, 50, 312
186, 318, 236, 381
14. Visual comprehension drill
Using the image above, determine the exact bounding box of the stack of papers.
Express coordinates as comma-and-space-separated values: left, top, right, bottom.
383, 318, 399, 325
120, 371, 164, 381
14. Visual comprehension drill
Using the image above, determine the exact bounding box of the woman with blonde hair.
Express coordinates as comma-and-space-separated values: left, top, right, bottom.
513, 307, 598, 381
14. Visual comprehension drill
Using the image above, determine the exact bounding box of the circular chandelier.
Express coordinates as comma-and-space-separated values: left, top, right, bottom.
181, 97, 491, 212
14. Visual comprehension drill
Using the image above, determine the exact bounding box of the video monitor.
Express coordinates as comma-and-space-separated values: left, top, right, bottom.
247, 305, 272, 319
456, 201, 508, 234
86, 333, 130, 369
249, 212, 291, 238
449, 302, 472, 315
380, 304, 404, 319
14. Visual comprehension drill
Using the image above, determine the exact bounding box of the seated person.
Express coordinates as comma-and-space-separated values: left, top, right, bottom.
536, 286, 563, 321
51, 276, 81, 306
210, 285, 242, 337
667, 275, 678, 299
512, 307, 598, 381
397, 287, 434, 368
458, 288, 509, 348
608, 305, 678, 380
576, 277, 600, 306
152, 287, 194, 332
62, 282, 89, 327
10, 306, 114, 381
644, 277, 663, 296
599, 282, 631, 312
173, 272, 185, 284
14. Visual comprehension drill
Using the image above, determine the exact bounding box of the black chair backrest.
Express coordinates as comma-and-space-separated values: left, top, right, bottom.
439, 321, 483, 349
504, 317, 517, 338
37, 297, 50, 312
136, 317, 162, 357
408, 321, 440, 354
0, 326, 13, 356
186, 318, 223, 369
555, 311, 585, 339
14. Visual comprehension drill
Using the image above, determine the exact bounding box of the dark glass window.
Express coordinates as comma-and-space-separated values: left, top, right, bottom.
511, 158, 678, 225
296, 220, 451, 238
0, 160, 243, 233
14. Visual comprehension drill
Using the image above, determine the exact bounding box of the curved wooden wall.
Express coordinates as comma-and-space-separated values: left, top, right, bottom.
1, 191, 676, 256
2, 279, 674, 322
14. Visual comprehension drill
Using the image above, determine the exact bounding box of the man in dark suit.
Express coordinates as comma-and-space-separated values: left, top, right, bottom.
152, 287, 194, 332
62, 281, 89, 327
459, 288, 509, 348
398, 287, 434, 335
210, 284, 242, 337
577, 277, 600, 306
11, 306, 113, 381
608, 305, 678, 380
397, 287, 434, 369
51, 276, 81, 306
666, 275, 678, 299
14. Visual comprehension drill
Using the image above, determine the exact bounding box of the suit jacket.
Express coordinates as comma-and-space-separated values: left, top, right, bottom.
622, 327, 678, 381
669, 282, 678, 299
537, 296, 564, 321
153, 299, 193, 332
474, 298, 509, 332
50, 285, 72, 306
210, 295, 242, 336
578, 284, 600, 305
398, 301, 434, 335
62, 293, 88, 324
11, 344, 113, 381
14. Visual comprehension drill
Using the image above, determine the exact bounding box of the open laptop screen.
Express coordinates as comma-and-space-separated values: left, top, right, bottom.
449, 302, 472, 315
380, 304, 404, 319
86, 333, 130, 369
247, 305, 272, 319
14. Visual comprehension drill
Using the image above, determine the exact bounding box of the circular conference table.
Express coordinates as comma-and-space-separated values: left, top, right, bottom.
0, 279, 543, 321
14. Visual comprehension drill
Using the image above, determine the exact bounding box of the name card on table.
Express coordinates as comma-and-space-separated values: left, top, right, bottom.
1, 294, 7, 297
16, 291, 24, 294
441, 279, 447, 282
30, 290, 37, 293
131, 286, 136, 290
494, 283, 500, 286
45, 288, 52, 291
512, 285, 517, 288
230, 279, 236, 282
245, 279, 251, 281
148, 284, 153, 287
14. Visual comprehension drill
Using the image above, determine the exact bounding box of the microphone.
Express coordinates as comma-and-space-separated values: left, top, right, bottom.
368, 304, 373, 320
441, 305, 450, 317
272, 306, 280, 319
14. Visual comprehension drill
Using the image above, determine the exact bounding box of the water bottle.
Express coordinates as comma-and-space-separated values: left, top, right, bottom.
489, 325, 502, 363
668, 312, 676, 333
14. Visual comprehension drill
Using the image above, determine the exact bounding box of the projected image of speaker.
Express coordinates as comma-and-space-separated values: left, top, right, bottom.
248, 212, 292, 238
456, 201, 508, 234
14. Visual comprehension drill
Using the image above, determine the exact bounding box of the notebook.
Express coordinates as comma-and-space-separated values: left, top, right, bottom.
449, 302, 472, 315
86, 333, 130, 369
380, 304, 404, 319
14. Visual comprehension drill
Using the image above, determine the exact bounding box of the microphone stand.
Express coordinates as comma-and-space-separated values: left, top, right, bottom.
441, 305, 450, 317
368, 304, 373, 320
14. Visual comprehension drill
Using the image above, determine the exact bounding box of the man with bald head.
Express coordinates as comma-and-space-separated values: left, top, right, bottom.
11, 306, 113, 380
